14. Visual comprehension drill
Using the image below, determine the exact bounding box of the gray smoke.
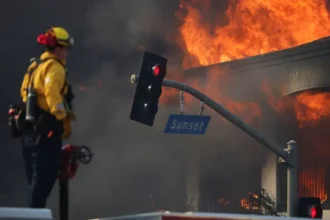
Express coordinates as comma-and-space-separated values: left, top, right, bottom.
47, 1, 197, 219
1, 0, 272, 219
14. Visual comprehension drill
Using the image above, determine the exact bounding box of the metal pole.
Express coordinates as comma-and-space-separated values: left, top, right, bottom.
287, 140, 298, 217
130, 74, 297, 216
59, 179, 69, 220
131, 74, 290, 162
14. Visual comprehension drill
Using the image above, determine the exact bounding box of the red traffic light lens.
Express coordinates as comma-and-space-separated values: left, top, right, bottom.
152, 65, 160, 76
310, 207, 317, 218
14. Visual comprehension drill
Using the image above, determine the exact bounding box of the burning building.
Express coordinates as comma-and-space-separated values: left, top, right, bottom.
180, 36, 330, 213
159, 0, 330, 214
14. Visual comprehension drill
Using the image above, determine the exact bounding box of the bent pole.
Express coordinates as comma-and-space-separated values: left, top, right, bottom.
131, 74, 290, 163
131, 74, 298, 216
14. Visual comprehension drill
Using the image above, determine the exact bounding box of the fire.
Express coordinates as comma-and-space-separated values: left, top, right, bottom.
299, 159, 329, 203
170, 0, 330, 206
261, 80, 286, 114
177, 0, 330, 68
293, 91, 330, 127
240, 193, 261, 211
173, 0, 330, 125
161, 66, 262, 123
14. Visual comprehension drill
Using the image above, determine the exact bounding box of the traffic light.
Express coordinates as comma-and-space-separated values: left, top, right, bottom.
130, 51, 167, 126
298, 197, 323, 218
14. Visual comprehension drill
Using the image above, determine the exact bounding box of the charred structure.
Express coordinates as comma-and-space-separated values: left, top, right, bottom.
180, 37, 330, 213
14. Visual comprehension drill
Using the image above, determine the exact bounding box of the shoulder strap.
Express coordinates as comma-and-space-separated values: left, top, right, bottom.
26, 57, 41, 90
26, 57, 66, 91
45, 58, 67, 95
60, 81, 67, 95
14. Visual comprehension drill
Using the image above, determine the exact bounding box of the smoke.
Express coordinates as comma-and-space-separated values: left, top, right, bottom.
47, 1, 193, 219
1, 0, 274, 219
64, 0, 269, 218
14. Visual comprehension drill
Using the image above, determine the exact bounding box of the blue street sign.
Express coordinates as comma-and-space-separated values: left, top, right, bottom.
164, 114, 211, 135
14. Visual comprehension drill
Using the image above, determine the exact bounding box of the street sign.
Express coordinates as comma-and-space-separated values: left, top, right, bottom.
164, 114, 211, 135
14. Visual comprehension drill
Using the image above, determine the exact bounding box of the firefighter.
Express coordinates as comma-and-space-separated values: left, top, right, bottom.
19, 27, 75, 208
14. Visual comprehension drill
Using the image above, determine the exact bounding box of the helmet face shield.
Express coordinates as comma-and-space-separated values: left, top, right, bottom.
68, 37, 74, 48
58, 37, 74, 49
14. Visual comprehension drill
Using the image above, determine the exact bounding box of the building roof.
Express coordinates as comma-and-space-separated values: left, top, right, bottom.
184, 36, 330, 96
186, 36, 330, 75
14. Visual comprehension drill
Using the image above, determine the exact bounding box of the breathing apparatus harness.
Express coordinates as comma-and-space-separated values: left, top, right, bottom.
8, 57, 75, 138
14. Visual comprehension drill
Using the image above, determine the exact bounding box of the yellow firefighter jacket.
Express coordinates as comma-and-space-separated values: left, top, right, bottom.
20, 51, 69, 120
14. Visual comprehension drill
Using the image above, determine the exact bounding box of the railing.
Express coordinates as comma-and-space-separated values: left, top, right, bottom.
89, 211, 316, 220
0, 207, 53, 219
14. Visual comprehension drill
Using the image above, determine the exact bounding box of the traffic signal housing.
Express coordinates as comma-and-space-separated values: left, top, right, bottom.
298, 197, 323, 219
130, 51, 167, 126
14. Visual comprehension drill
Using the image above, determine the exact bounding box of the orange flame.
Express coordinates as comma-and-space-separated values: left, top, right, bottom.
261, 80, 286, 114
173, 1, 330, 199
177, 0, 330, 68
240, 197, 261, 210
299, 159, 329, 203
161, 66, 262, 123
293, 91, 330, 127
173, 0, 330, 125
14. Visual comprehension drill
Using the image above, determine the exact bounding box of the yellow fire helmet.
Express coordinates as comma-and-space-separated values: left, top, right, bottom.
38, 27, 74, 48
51, 27, 74, 48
